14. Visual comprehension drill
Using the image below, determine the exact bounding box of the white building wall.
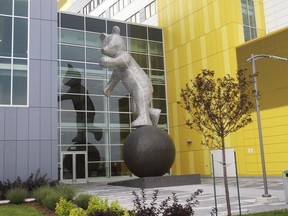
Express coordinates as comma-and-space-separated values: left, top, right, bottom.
264, 0, 288, 33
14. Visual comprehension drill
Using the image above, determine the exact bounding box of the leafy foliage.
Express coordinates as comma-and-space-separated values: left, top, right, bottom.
178, 69, 255, 148
6, 187, 28, 204
32, 186, 55, 204
0, 169, 58, 200
55, 184, 76, 201
55, 197, 75, 216
74, 193, 93, 210
128, 188, 207, 216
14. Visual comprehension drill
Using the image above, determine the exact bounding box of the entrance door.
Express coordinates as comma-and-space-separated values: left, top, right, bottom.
61, 152, 87, 183
210, 148, 236, 177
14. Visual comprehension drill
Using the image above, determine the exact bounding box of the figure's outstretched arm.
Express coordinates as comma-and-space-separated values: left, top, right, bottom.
99, 53, 130, 68
103, 69, 120, 97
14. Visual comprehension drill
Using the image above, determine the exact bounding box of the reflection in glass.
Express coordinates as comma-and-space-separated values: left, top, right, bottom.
153, 99, 167, 113
111, 162, 130, 176
61, 14, 84, 30
0, 16, 12, 56
109, 96, 130, 112
61, 45, 85, 61
0, 0, 12, 15
86, 48, 102, 63
13, 59, 27, 105
111, 145, 123, 161
61, 29, 84, 46
130, 53, 148, 68
0, 58, 11, 104
128, 39, 147, 53
59, 64, 102, 143
76, 154, 86, 179
110, 129, 130, 144
152, 85, 166, 98
149, 41, 163, 55
63, 154, 73, 180
14, 18, 28, 58
128, 24, 147, 39
110, 113, 130, 127
15, 0, 28, 17
150, 55, 164, 69
151, 70, 165, 84
86, 64, 106, 79
86, 32, 102, 48
86, 79, 105, 95
88, 162, 109, 177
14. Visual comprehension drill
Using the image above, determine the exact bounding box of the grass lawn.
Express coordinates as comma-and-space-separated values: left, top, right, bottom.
0, 204, 44, 216
244, 209, 288, 216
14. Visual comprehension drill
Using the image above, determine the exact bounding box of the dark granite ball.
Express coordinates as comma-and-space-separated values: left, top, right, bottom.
123, 126, 175, 177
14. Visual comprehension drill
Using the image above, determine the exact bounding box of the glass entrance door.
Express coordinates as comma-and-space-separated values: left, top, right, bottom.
61, 152, 87, 183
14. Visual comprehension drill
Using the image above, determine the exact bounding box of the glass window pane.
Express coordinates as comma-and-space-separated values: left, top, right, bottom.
88, 162, 109, 177
243, 26, 250, 41
148, 28, 162, 42
86, 48, 102, 63
153, 99, 167, 113
61, 45, 85, 61
128, 39, 147, 54
86, 32, 102, 48
150, 55, 164, 69
60, 62, 85, 77
104, 79, 129, 96
86, 79, 105, 95
128, 24, 147, 39
14, 18, 28, 58
149, 41, 163, 55
0, 16, 12, 57
86, 64, 106, 79
151, 70, 165, 84
109, 113, 130, 127
13, 59, 27, 105
89, 95, 107, 112
110, 129, 130, 144
251, 28, 257, 39
131, 53, 148, 68
61, 14, 84, 30
111, 162, 130, 176
109, 96, 130, 112
0, 0, 12, 15
107, 21, 126, 36
60, 94, 86, 110
86, 17, 106, 33
15, 0, 28, 17
61, 29, 84, 46
87, 128, 107, 144
88, 145, 108, 161
111, 145, 123, 161
0, 58, 11, 104
60, 128, 83, 144
152, 85, 166, 98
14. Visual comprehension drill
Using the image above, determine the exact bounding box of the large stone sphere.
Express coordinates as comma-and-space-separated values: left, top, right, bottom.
123, 126, 175, 177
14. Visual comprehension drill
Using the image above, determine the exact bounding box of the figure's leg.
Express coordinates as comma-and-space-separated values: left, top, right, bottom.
103, 70, 120, 96
87, 112, 102, 141
131, 92, 152, 127
149, 108, 161, 126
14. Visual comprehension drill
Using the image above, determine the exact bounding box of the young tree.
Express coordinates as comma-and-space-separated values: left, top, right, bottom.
177, 69, 255, 216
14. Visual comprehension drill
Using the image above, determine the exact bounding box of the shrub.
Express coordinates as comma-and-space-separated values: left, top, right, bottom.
6, 187, 28, 204
33, 186, 54, 204
86, 196, 109, 214
74, 193, 93, 210
128, 188, 205, 216
55, 197, 75, 216
69, 208, 87, 216
41, 190, 61, 210
55, 184, 76, 201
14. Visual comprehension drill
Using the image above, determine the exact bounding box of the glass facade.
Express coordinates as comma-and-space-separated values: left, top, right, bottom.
58, 13, 167, 180
0, 0, 29, 106
241, 0, 257, 41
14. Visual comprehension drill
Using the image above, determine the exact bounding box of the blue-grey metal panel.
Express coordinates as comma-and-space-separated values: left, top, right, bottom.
51, 23, 58, 61
40, 21, 52, 60
17, 108, 29, 140
28, 140, 40, 175
29, 108, 40, 140
40, 140, 52, 177
51, 61, 58, 108
51, 0, 57, 21
0, 141, 4, 180
16, 141, 29, 179
30, 0, 41, 19
41, 0, 52, 20
51, 108, 57, 140
29, 19, 41, 60
29, 60, 41, 107
40, 108, 51, 140
5, 108, 17, 140
40, 61, 52, 107
4, 141, 17, 180
51, 140, 58, 180
0, 109, 5, 140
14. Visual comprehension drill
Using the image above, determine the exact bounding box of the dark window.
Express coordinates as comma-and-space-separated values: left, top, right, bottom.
61, 14, 84, 30
148, 28, 162, 42
107, 21, 126, 36
14, 18, 28, 58
0, 16, 12, 56
0, 0, 12, 15
15, 0, 28, 17
128, 24, 147, 39
86, 17, 106, 33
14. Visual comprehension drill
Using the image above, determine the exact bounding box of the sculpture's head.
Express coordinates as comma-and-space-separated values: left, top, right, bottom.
100, 26, 126, 57
62, 64, 81, 86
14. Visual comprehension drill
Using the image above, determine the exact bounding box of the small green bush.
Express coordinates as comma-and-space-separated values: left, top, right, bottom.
55, 184, 76, 201
86, 196, 109, 214
74, 193, 93, 210
32, 186, 54, 204
55, 197, 75, 216
6, 187, 28, 204
69, 208, 87, 216
41, 190, 61, 210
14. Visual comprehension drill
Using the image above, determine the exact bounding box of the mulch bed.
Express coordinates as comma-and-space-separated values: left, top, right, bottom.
0, 201, 56, 216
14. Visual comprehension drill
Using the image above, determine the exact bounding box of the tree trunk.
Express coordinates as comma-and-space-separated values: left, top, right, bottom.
221, 135, 232, 216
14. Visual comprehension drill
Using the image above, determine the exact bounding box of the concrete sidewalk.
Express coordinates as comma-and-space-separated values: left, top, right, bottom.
76, 176, 288, 215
